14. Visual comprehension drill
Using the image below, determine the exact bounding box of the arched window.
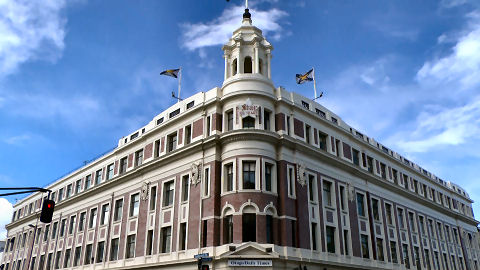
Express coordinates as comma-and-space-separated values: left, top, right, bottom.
244, 56, 252, 73
259, 58, 263, 75
242, 116, 255, 129
232, 58, 237, 76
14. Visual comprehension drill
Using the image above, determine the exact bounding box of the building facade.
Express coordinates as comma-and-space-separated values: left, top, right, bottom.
2, 8, 480, 270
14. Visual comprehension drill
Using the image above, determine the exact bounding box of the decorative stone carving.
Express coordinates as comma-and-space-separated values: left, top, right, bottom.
140, 181, 150, 201
236, 98, 259, 124
191, 162, 202, 186
297, 163, 306, 186
347, 183, 355, 202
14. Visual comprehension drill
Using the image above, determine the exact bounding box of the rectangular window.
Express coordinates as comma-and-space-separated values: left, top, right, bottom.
125, 235, 136, 258
149, 186, 157, 211
156, 117, 164, 125
179, 223, 187, 250
376, 238, 384, 261
119, 157, 127, 174
54, 251, 61, 269
135, 150, 143, 167
361, 234, 370, 259
96, 241, 104, 263
424, 249, 430, 270
408, 212, 416, 232
95, 169, 102, 185
84, 244, 92, 265
419, 216, 426, 234
73, 247, 81, 266
113, 199, 123, 221
75, 180, 82, 194
110, 238, 119, 261
66, 184, 72, 198
264, 110, 271, 130
160, 227, 172, 253
167, 132, 177, 152
339, 186, 346, 211
206, 116, 211, 136
39, 255, 45, 270
326, 226, 336, 253
146, 230, 154, 255
305, 125, 311, 144
311, 222, 318, 250
386, 203, 393, 225
357, 193, 365, 217
185, 125, 192, 144
106, 163, 114, 180
204, 167, 210, 197
318, 132, 327, 151
308, 175, 315, 201
154, 140, 160, 157
89, 208, 97, 229
85, 175, 92, 189
35, 229, 41, 244
398, 208, 405, 229
186, 100, 194, 109
163, 181, 174, 207
391, 241, 398, 263
31, 257, 36, 270
367, 156, 374, 173
242, 213, 256, 242
288, 167, 295, 197
286, 116, 291, 136
225, 163, 233, 192
224, 215, 233, 244
403, 244, 410, 269
242, 161, 256, 189
265, 163, 273, 192
60, 219, 66, 237
129, 193, 139, 217
352, 149, 360, 166
169, 108, 180, 118
46, 253, 53, 270
78, 213, 85, 232
323, 181, 333, 206
301, 100, 310, 109
52, 222, 58, 239
291, 220, 296, 247
68, 216, 77, 234
380, 163, 386, 179
181, 175, 189, 202
266, 215, 273, 244
100, 204, 110, 225
227, 111, 233, 131
202, 220, 208, 247
372, 198, 380, 221
344, 230, 350, 255
58, 189, 64, 202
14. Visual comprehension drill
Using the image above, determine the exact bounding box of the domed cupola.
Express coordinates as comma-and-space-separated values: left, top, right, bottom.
221, 6, 275, 97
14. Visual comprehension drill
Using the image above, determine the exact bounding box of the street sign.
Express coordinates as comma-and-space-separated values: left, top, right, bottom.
228, 260, 272, 267
194, 253, 210, 259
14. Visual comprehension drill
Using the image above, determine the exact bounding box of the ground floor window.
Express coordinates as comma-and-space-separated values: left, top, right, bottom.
242, 214, 256, 242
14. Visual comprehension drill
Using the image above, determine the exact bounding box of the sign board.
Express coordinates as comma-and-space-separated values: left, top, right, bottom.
194, 253, 209, 259
228, 260, 272, 267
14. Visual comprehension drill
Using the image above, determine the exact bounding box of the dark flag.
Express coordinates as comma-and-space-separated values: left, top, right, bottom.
295, 69, 314, 84
160, 69, 180, 78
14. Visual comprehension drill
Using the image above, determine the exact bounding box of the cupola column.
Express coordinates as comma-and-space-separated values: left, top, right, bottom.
254, 43, 259, 74
267, 50, 272, 79
237, 43, 242, 74
224, 54, 229, 80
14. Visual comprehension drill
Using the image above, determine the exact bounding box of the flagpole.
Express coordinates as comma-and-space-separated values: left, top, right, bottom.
178, 67, 182, 103
312, 67, 317, 100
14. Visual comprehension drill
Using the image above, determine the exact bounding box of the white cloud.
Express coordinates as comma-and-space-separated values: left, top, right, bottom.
393, 96, 480, 153
417, 12, 480, 89
180, 4, 288, 51
0, 198, 14, 239
0, 0, 67, 76
3, 134, 31, 145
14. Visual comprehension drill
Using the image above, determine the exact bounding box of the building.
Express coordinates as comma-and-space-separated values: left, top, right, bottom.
1, 7, 479, 270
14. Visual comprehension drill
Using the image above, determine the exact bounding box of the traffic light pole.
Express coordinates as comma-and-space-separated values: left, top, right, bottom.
0, 187, 51, 197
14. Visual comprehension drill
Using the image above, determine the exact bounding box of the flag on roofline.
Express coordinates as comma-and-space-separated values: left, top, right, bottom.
295, 69, 314, 84
160, 69, 180, 78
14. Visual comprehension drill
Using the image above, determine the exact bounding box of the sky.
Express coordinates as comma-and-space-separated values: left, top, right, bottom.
0, 0, 479, 238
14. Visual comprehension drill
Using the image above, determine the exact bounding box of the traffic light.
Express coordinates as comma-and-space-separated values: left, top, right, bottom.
201, 265, 209, 270
40, 199, 55, 223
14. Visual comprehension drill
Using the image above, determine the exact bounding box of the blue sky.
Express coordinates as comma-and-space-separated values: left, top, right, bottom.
1, 0, 479, 237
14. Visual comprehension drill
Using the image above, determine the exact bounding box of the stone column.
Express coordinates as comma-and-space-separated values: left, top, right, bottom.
254, 44, 259, 74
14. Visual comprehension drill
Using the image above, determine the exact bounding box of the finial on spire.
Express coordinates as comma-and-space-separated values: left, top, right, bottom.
245, 0, 248, 9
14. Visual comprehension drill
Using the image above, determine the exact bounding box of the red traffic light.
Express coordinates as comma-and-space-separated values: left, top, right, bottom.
40, 199, 55, 223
